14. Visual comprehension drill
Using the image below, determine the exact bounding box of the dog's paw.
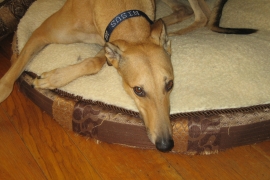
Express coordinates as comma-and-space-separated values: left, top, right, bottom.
32, 68, 72, 89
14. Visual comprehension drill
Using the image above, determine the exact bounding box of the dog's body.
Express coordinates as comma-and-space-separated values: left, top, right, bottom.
0, 0, 256, 152
0, 0, 175, 152
161, 0, 257, 35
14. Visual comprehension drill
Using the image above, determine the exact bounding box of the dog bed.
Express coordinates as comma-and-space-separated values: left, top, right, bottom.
14, 0, 270, 154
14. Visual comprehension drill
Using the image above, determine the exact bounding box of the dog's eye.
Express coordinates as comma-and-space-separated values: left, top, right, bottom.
133, 86, 146, 97
165, 80, 174, 92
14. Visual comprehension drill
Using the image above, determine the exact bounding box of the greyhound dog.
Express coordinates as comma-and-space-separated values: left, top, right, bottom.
0, 0, 256, 152
0, 0, 174, 152
161, 0, 257, 35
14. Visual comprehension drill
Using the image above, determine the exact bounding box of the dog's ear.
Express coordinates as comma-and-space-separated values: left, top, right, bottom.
104, 42, 123, 68
151, 19, 171, 55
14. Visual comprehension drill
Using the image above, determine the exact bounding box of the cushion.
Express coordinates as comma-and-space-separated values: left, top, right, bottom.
15, 0, 270, 154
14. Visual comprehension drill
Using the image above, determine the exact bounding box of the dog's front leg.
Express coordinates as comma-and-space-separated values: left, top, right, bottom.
0, 29, 49, 103
32, 49, 106, 89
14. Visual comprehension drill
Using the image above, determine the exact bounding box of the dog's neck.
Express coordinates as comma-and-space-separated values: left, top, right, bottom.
104, 10, 153, 42
104, 10, 154, 43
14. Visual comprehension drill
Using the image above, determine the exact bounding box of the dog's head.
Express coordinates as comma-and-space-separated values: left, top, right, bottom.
104, 19, 174, 152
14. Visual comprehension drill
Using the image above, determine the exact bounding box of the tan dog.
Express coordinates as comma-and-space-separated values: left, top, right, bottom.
161, 0, 257, 35
0, 0, 174, 152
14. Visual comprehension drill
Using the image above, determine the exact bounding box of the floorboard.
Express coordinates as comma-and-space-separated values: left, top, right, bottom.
1, 86, 101, 179
0, 102, 46, 179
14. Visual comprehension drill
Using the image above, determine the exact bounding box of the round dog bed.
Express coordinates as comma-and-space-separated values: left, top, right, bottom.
15, 0, 270, 154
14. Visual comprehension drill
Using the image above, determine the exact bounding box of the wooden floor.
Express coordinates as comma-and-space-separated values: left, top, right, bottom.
0, 34, 270, 180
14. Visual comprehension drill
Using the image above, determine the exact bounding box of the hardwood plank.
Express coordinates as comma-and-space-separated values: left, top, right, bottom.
162, 145, 270, 180
65, 132, 184, 179
213, 146, 270, 180
1, 86, 102, 180
0, 107, 46, 179
252, 141, 270, 160
107, 144, 183, 179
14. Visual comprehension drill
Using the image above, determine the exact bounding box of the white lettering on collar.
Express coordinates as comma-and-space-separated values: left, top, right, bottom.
110, 10, 141, 28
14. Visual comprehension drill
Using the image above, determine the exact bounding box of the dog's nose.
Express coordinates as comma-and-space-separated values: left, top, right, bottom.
155, 138, 174, 152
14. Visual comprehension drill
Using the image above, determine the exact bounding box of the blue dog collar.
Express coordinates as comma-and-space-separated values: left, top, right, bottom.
104, 10, 154, 42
